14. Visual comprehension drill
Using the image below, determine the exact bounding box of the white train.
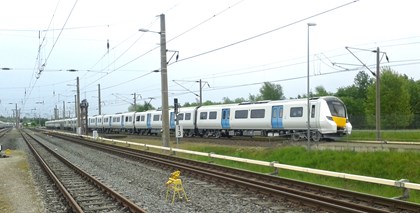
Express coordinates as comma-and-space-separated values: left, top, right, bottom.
45, 96, 352, 141
0, 121, 14, 129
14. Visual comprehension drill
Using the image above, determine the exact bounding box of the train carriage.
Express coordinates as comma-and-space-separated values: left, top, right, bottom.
44, 96, 351, 141
121, 112, 135, 133
88, 116, 96, 130
149, 110, 162, 135
133, 111, 148, 134
176, 107, 198, 137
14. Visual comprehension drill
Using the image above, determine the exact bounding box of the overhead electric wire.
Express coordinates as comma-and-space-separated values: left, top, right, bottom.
169, 0, 359, 65
26, 0, 62, 101
43, 0, 79, 69
23, 0, 65, 112
81, 17, 160, 90
93, 70, 156, 91
82, 0, 244, 90
167, 0, 246, 43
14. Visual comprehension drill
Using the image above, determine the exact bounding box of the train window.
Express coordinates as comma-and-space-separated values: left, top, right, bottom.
290, 107, 303, 117
153, 115, 160, 121
178, 113, 184, 121
125, 117, 129, 122
117, 117, 120, 122
251, 109, 265, 118
141, 115, 145, 121
136, 116, 140, 122
311, 105, 315, 118
185, 113, 191, 120
327, 100, 346, 117
209, 111, 217, 119
235, 110, 248, 119
200, 112, 208, 120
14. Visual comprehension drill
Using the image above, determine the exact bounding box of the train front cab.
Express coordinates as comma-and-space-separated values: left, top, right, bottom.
320, 97, 352, 137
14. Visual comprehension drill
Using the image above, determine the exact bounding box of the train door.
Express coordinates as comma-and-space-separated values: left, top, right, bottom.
121, 115, 124, 128
271, 105, 283, 128
221, 108, 230, 129
170, 112, 175, 129
146, 113, 151, 129
310, 104, 319, 128
108, 116, 112, 128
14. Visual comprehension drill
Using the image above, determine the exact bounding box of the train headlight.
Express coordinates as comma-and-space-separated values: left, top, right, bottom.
326, 116, 334, 121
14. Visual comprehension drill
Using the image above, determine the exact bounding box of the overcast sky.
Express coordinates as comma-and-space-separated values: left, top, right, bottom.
0, 0, 419, 119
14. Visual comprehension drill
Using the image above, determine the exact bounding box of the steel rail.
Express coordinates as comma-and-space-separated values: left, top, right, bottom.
21, 131, 84, 213
22, 130, 147, 213
47, 132, 420, 213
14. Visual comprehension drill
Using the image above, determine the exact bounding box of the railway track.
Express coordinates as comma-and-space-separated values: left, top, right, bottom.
0, 127, 11, 138
20, 130, 146, 213
47, 131, 420, 213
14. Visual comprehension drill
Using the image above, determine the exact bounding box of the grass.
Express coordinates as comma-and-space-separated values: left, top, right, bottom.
344, 129, 420, 142
172, 143, 420, 203
99, 136, 420, 203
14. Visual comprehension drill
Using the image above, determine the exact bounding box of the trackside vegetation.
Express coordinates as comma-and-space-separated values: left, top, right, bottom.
176, 144, 420, 203
344, 129, 420, 142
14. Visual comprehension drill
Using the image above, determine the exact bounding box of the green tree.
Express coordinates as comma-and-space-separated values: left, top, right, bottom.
222, 97, 234, 104
406, 78, 420, 128
259, 82, 285, 100
335, 71, 374, 129
248, 94, 262, 102
221, 97, 247, 104
336, 85, 366, 128
365, 68, 413, 129
353, 71, 374, 98
128, 101, 155, 112
313, 85, 332, 97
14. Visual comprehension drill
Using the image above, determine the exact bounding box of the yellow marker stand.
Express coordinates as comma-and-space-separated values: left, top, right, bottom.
165, 170, 189, 204
5, 149, 11, 156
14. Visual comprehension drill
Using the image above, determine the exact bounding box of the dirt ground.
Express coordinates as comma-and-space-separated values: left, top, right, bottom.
0, 143, 44, 212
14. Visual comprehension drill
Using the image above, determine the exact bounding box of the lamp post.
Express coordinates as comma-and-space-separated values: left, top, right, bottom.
139, 14, 170, 148
307, 23, 316, 150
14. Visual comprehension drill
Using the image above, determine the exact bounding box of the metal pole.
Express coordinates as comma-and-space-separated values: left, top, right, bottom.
74, 95, 77, 118
63, 101, 65, 118
376, 47, 381, 141
76, 77, 81, 129
98, 84, 101, 115
15, 103, 18, 128
160, 14, 170, 148
133, 92, 137, 111
199, 79, 202, 106
307, 23, 316, 150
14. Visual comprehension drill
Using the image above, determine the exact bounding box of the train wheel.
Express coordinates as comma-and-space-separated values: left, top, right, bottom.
291, 133, 300, 141
312, 131, 322, 142
214, 131, 221, 138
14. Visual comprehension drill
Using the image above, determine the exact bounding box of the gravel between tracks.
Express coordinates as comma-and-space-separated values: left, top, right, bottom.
36, 132, 311, 212
1, 128, 312, 212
